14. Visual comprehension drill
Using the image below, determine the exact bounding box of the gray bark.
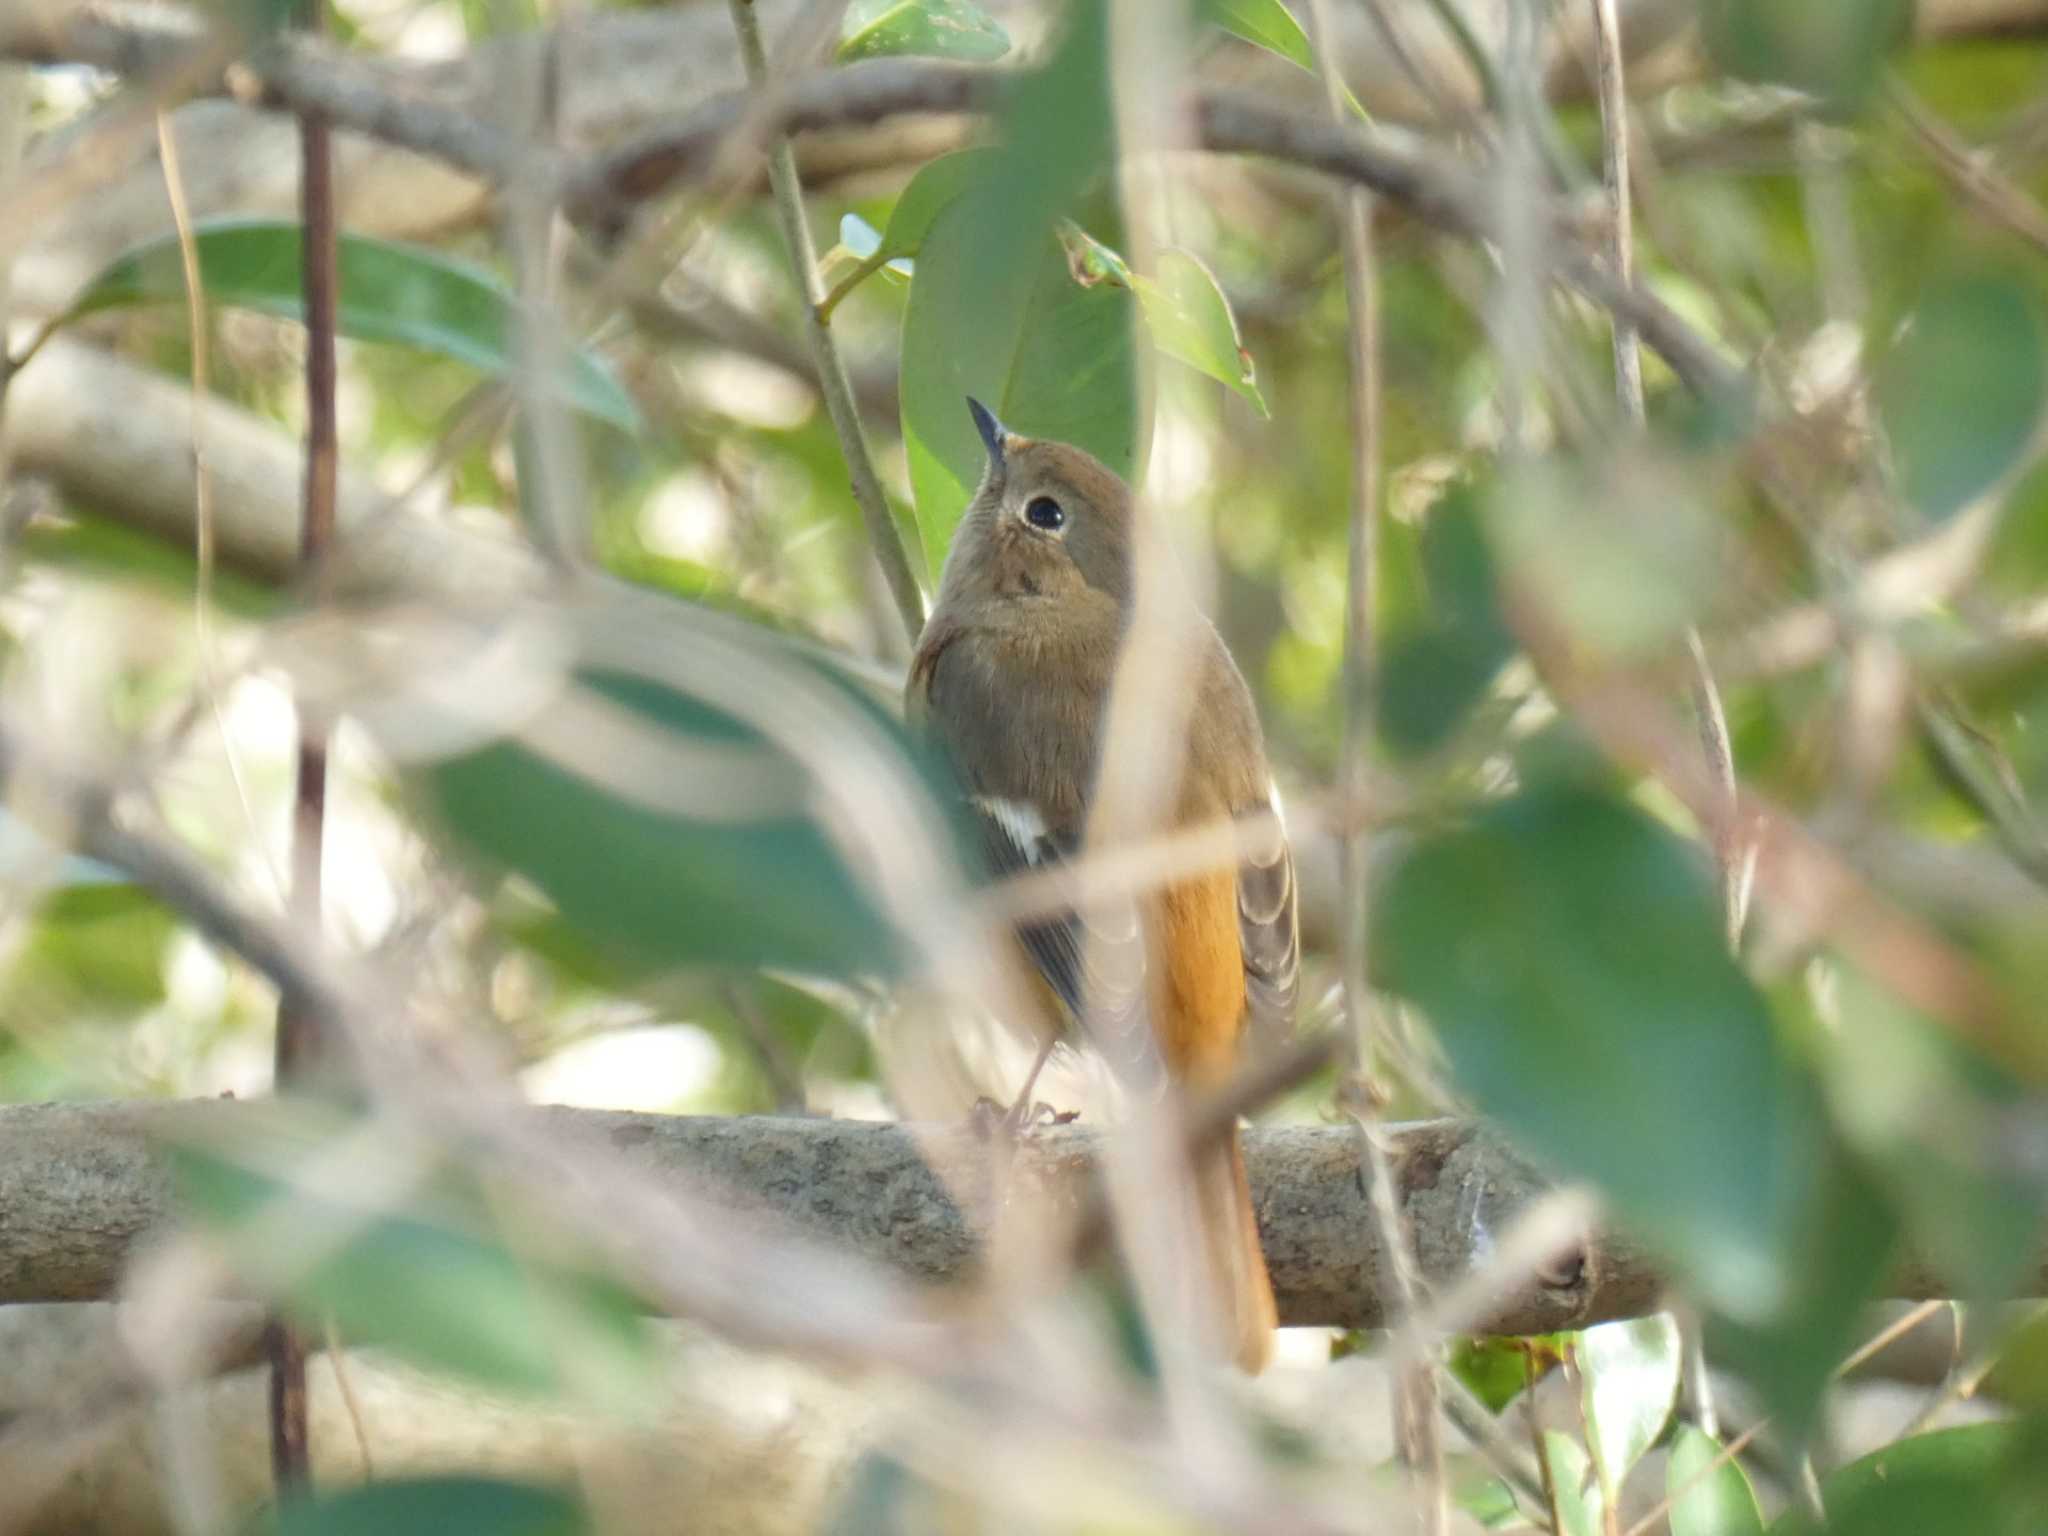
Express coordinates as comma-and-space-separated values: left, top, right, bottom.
0, 1099, 1969, 1334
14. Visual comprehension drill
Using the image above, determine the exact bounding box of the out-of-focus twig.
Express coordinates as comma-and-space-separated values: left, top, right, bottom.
724, 0, 924, 647
1888, 76, 2048, 258
1306, 0, 1442, 1524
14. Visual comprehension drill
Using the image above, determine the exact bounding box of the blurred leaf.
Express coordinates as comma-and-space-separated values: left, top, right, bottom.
1699, 0, 1914, 111
1375, 784, 1822, 1319
18, 514, 280, 617
1708, 1142, 1897, 1443
261, 1476, 586, 1536
838, 0, 1010, 62
1448, 1466, 1523, 1531
1580, 1314, 1682, 1490
902, 208, 1138, 572
1057, 229, 1265, 411
417, 604, 965, 982
1668, 1426, 1765, 1536
1194, 0, 1311, 71
176, 1118, 655, 1401
1879, 269, 2048, 523
1769, 1423, 2040, 1536
1449, 1333, 1558, 1413
1, 883, 177, 1020
63, 220, 639, 432
1379, 483, 1514, 756
1543, 1433, 1605, 1536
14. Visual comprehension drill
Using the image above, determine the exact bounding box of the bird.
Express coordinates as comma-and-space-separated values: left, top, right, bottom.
906, 398, 1298, 1373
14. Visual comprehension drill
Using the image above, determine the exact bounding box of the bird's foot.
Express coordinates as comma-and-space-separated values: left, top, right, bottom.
969, 1096, 1079, 1140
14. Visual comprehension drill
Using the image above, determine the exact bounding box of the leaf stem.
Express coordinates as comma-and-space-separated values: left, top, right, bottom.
817, 247, 893, 325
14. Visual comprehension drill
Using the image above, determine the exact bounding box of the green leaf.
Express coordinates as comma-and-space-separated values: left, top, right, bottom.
261, 1476, 587, 1536
875, 149, 1004, 265
1, 883, 178, 1020
63, 220, 639, 432
1699, 0, 1915, 112
1374, 784, 1822, 1319
1543, 1433, 1605, 1536
416, 603, 965, 982
1668, 1426, 1765, 1536
1769, 1423, 2042, 1536
1448, 1334, 1558, 1414
1580, 1314, 1682, 1490
1878, 270, 2048, 523
837, 0, 1010, 63
1378, 483, 1515, 757
900, 0, 1134, 562
1195, 0, 1313, 71
174, 1113, 656, 1402
1055, 228, 1263, 410
902, 206, 1139, 574
1708, 1140, 1897, 1444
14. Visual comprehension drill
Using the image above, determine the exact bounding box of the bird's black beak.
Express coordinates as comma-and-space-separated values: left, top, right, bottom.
966, 396, 1007, 471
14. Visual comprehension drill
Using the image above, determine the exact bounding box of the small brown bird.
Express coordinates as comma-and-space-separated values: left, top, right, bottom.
907, 400, 1298, 1372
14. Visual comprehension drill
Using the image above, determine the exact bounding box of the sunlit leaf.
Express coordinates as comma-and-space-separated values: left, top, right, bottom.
1879, 270, 2048, 523
262, 1476, 587, 1536
1544, 1433, 1605, 1536
1449, 1333, 1559, 1414
1668, 1426, 1765, 1536
0, 883, 178, 1021
174, 1113, 656, 1401
1195, 0, 1312, 71
1580, 1314, 1682, 1490
1375, 784, 1823, 1319
838, 0, 1010, 63
62, 220, 639, 432
1699, 0, 1914, 111
1057, 229, 1264, 411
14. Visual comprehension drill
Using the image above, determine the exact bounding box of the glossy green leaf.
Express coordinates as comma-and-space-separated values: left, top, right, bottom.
1195, 0, 1312, 71
875, 149, 1003, 264
1375, 784, 1822, 1319
1580, 1314, 1682, 1490
262, 1476, 586, 1536
901, 0, 1133, 562
1544, 1433, 1605, 1536
1448, 1333, 1557, 1414
174, 1116, 655, 1401
902, 206, 1139, 573
63, 220, 639, 432
837, 0, 1010, 63
1668, 1427, 1765, 1536
1769, 1423, 2042, 1536
1879, 270, 2048, 523
1699, 0, 1914, 111
1057, 228, 1264, 411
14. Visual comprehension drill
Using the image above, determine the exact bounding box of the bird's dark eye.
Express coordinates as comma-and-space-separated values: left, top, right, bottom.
1024, 496, 1066, 532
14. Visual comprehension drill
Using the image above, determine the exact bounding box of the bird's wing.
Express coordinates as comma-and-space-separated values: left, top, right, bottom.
974, 795, 1152, 1080
1237, 782, 1300, 1041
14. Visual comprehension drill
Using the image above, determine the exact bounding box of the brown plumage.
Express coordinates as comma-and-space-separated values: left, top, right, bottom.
907, 401, 1298, 1373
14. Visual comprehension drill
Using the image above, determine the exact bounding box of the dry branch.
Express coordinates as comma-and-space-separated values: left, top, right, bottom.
0, 1098, 2015, 1334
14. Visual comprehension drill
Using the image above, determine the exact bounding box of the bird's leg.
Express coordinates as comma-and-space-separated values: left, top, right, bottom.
971, 1037, 1064, 1139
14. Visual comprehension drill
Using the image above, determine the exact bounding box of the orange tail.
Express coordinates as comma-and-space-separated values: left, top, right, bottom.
1194, 1127, 1277, 1373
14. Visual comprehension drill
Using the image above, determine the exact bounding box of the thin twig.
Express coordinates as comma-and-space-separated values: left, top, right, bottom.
724, 0, 925, 647
1306, 0, 1443, 1524
269, 0, 342, 1494
1585, 0, 1747, 947
1888, 76, 2048, 258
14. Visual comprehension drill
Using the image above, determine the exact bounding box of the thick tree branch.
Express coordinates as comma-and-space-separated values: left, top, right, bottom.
0, 1099, 2027, 1332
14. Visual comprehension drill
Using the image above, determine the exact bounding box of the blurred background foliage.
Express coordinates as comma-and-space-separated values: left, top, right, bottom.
6, 0, 2048, 1531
